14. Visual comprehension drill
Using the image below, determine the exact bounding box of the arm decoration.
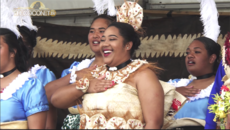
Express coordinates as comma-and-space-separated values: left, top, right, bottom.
75, 78, 89, 93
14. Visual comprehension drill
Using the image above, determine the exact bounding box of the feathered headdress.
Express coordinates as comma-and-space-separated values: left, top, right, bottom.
0, 0, 21, 38
92, 0, 117, 16
8, 0, 38, 31
199, 0, 220, 42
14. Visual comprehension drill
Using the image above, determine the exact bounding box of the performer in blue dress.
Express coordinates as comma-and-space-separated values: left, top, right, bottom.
10, 1, 56, 128
167, 37, 221, 129
45, 14, 115, 129
0, 2, 49, 129
18, 26, 56, 87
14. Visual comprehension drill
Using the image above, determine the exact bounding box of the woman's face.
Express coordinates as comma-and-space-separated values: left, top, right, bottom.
185, 40, 214, 76
100, 26, 131, 67
0, 36, 15, 73
88, 18, 109, 54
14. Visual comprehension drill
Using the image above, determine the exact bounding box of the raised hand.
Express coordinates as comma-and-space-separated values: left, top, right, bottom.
176, 86, 200, 97
87, 74, 115, 93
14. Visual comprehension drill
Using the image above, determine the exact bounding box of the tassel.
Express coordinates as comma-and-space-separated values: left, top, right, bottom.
199, 0, 220, 42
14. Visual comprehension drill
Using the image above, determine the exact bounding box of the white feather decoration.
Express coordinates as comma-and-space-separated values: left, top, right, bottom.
8, 0, 38, 31
0, 0, 21, 38
199, 0, 220, 42
107, 0, 117, 16
92, 0, 117, 16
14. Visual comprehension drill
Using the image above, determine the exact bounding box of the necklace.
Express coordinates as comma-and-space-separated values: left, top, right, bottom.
0, 67, 17, 79
107, 59, 132, 71
196, 73, 214, 80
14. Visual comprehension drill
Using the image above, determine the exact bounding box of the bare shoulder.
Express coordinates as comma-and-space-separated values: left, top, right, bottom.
134, 67, 158, 80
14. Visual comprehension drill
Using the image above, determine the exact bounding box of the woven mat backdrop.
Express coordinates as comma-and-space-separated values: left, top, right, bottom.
31, 15, 230, 129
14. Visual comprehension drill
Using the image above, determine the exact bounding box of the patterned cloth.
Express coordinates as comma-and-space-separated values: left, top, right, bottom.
62, 114, 80, 129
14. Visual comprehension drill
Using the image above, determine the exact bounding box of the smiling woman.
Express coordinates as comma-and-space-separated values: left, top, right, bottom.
45, 14, 115, 129
77, 22, 165, 129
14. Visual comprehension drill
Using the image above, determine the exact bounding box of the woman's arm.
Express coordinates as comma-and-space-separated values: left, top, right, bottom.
27, 111, 47, 129
135, 68, 164, 129
45, 74, 71, 103
45, 66, 96, 103
51, 76, 114, 109
51, 83, 84, 109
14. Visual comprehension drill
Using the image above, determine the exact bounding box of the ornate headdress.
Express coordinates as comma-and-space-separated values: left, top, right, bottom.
0, 0, 21, 38
199, 0, 220, 42
92, 0, 143, 31
116, 0, 143, 31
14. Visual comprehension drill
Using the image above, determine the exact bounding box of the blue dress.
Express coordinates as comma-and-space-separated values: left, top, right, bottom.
168, 78, 214, 121
61, 58, 95, 78
205, 61, 225, 129
61, 61, 80, 78
30, 64, 56, 87
0, 72, 49, 123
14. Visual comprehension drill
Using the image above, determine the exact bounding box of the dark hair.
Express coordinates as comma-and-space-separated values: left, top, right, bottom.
0, 28, 29, 72
194, 37, 221, 72
90, 14, 115, 26
108, 22, 141, 56
18, 26, 37, 59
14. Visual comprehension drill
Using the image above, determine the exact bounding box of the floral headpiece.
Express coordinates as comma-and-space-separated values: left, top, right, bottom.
116, 0, 143, 31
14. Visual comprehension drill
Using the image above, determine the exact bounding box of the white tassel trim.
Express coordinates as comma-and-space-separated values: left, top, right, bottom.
69, 66, 78, 84
1, 72, 35, 100
29, 64, 47, 78
187, 82, 214, 102
69, 58, 95, 84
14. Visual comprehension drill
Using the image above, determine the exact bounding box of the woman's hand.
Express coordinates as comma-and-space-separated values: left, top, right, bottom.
87, 74, 115, 93
176, 86, 200, 97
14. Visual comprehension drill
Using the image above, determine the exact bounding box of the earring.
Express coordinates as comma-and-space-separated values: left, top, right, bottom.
127, 47, 129, 49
